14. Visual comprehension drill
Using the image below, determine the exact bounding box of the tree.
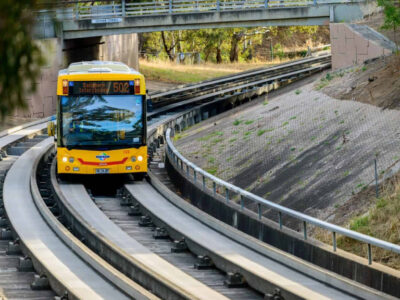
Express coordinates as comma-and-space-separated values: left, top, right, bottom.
377, 0, 400, 49
0, 0, 45, 119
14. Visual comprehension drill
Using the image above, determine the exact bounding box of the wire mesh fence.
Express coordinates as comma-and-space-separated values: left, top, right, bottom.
174, 83, 400, 231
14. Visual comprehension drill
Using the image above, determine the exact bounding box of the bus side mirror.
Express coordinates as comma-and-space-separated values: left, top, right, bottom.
47, 121, 55, 136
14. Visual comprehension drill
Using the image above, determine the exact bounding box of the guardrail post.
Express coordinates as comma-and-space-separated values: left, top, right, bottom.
225, 188, 229, 203
368, 244, 372, 265
374, 159, 379, 198
303, 221, 307, 240
180, 159, 183, 170
332, 232, 337, 252
169, 0, 172, 13
217, 0, 220, 11
278, 211, 282, 230
122, 0, 126, 17
202, 175, 206, 190
257, 203, 262, 220
240, 195, 244, 210
213, 182, 216, 196
194, 170, 197, 182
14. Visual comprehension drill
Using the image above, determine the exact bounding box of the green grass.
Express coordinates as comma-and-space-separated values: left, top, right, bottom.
197, 131, 223, 142
173, 132, 188, 141
211, 138, 223, 144
244, 120, 254, 125
295, 89, 301, 95
263, 100, 269, 106
205, 167, 218, 175
244, 131, 252, 136
316, 177, 400, 269
139, 64, 233, 84
349, 215, 369, 231
257, 129, 266, 136
233, 120, 241, 126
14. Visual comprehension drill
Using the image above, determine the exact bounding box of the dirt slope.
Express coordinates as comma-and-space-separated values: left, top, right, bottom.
321, 55, 400, 109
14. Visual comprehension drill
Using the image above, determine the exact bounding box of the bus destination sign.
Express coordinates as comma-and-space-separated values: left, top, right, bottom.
69, 81, 134, 95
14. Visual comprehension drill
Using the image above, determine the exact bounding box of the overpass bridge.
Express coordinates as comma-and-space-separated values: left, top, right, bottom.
36, 0, 377, 39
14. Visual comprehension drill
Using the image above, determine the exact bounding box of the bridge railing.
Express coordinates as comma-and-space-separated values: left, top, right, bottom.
53, 0, 360, 20
165, 128, 400, 265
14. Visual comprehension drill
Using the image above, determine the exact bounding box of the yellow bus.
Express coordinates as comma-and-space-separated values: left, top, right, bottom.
49, 61, 147, 178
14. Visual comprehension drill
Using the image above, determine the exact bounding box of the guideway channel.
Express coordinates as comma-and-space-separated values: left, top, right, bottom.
4, 134, 156, 299
0, 121, 55, 299
51, 172, 234, 299
125, 181, 390, 300
4, 138, 131, 298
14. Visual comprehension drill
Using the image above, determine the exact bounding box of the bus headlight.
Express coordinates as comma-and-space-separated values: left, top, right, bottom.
69, 157, 75, 163
131, 156, 136, 162
138, 155, 143, 162
62, 157, 68, 163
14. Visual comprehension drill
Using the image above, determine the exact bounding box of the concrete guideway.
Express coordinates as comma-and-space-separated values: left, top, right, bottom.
3, 137, 135, 299
148, 55, 331, 108
0, 119, 50, 150
125, 181, 391, 299
148, 61, 331, 119
54, 182, 229, 300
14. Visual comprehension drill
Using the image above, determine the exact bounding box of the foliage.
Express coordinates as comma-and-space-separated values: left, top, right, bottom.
377, 0, 400, 47
273, 43, 285, 59
140, 25, 328, 64
0, 0, 45, 119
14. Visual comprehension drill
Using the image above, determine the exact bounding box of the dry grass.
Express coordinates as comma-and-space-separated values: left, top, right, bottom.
314, 175, 400, 269
139, 58, 297, 84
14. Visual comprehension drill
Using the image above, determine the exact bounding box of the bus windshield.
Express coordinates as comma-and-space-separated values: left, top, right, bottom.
61, 95, 144, 148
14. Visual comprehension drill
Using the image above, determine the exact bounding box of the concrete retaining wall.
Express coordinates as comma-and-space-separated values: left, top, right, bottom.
165, 155, 400, 297
330, 23, 395, 70
14, 33, 139, 118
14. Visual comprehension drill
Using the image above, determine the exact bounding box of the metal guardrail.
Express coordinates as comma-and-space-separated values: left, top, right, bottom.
38, 0, 364, 20
165, 128, 400, 265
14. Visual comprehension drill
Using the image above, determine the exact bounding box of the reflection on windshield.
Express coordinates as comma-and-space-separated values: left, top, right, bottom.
61, 95, 143, 147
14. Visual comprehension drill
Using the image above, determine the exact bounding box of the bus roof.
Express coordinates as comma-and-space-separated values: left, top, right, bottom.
59, 61, 140, 76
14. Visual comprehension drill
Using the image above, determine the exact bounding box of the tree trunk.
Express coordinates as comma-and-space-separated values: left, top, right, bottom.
205, 50, 210, 62
161, 31, 174, 61
216, 47, 222, 64
229, 34, 241, 63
